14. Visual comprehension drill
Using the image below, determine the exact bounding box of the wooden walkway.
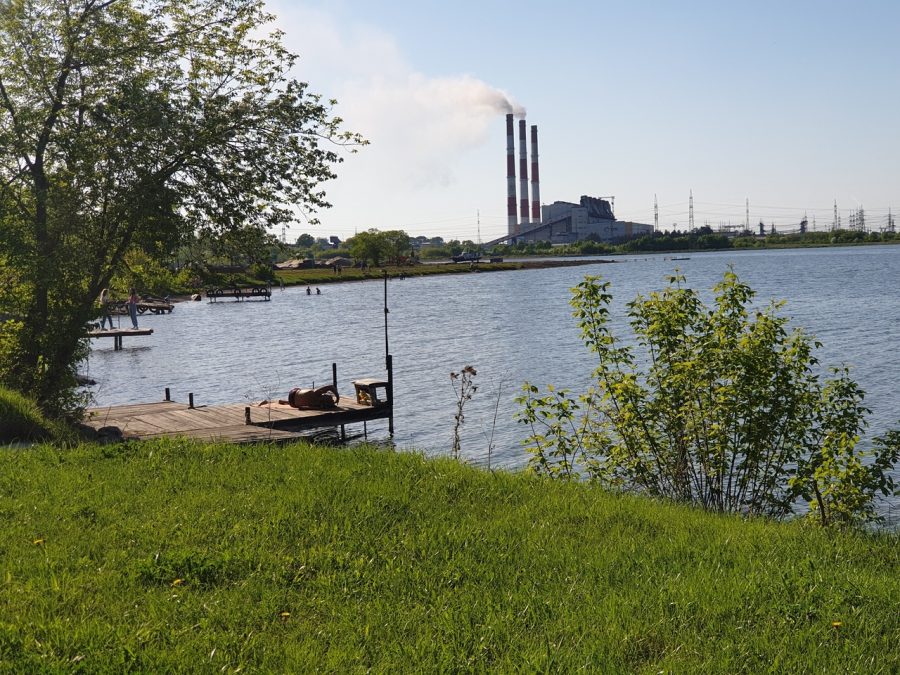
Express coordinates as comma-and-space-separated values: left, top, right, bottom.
82, 396, 392, 444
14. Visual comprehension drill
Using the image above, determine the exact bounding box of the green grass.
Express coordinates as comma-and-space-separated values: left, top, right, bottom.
0, 439, 897, 672
0, 386, 68, 444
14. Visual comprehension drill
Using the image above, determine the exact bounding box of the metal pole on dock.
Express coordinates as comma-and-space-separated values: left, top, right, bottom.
387, 354, 394, 436
384, 271, 394, 437
383, 271, 389, 362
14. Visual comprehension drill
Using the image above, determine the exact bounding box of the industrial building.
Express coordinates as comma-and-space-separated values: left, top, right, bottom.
495, 113, 653, 245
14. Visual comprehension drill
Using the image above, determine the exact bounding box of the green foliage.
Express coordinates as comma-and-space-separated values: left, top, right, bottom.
0, 0, 363, 414
346, 229, 412, 266
517, 272, 899, 526
791, 372, 900, 527
0, 386, 70, 443
0, 438, 897, 671
450, 365, 477, 460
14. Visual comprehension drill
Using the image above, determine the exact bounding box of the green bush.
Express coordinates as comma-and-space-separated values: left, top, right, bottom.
517, 271, 899, 527
0, 386, 61, 442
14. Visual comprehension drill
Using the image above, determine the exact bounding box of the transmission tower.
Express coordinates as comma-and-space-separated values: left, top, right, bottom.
689, 189, 694, 230
654, 194, 659, 231
745, 198, 749, 231
833, 200, 838, 231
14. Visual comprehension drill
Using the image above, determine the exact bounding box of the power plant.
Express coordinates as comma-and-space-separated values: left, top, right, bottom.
494, 113, 652, 246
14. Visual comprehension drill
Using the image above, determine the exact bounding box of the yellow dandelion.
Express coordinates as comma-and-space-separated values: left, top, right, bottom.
279, 611, 290, 620
32, 538, 44, 546
171, 578, 184, 587
832, 621, 842, 629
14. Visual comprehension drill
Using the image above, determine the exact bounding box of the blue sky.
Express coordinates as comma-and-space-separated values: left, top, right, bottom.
268, 1, 900, 241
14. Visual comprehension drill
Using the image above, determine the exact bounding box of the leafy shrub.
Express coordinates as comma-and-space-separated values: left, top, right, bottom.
517, 272, 899, 526
249, 262, 276, 283
0, 386, 60, 442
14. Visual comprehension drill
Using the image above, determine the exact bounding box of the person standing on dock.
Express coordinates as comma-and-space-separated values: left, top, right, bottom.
127, 288, 139, 329
98, 288, 114, 330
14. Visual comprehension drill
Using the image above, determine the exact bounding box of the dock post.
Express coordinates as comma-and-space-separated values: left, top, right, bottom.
114, 335, 122, 351
189, 393, 194, 409
244, 407, 251, 425
386, 353, 394, 436
165, 387, 170, 401
332, 362, 338, 394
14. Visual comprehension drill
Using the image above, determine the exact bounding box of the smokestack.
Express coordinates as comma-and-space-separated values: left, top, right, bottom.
506, 114, 517, 236
530, 125, 541, 222
518, 119, 530, 227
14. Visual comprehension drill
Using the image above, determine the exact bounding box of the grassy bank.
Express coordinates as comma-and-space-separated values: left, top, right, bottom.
0, 439, 897, 672
275, 258, 612, 287
0, 387, 70, 444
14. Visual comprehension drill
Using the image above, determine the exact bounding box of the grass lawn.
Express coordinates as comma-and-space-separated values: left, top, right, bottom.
0, 439, 897, 672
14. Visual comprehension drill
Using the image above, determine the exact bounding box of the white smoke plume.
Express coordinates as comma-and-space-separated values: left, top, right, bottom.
270, 5, 525, 189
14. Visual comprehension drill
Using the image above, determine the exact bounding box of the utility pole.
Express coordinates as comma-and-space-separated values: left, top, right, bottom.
833, 200, 838, 231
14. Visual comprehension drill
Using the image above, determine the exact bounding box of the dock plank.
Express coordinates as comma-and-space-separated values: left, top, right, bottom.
82, 397, 392, 443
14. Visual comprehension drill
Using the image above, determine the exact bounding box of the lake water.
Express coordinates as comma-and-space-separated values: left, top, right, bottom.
84, 245, 900, 518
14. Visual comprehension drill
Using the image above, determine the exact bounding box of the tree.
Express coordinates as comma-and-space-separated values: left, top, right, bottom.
347, 229, 383, 266
380, 229, 411, 264
295, 233, 315, 248
517, 272, 899, 526
0, 0, 363, 414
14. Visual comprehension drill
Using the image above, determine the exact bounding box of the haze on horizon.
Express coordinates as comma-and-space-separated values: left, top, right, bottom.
269, 0, 900, 243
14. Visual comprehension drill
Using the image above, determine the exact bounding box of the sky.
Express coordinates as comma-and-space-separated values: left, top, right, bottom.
266, 0, 900, 242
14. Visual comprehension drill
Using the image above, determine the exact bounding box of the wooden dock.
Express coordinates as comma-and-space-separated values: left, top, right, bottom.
108, 299, 174, 315
206, 286, 271, 302
88, 327, 154, 350
82, 392, 392, 444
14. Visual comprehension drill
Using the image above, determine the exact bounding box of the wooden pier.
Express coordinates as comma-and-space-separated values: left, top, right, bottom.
82, 361, 394, 444
108, 299, 174, 315
82, 392, 391, 444
88, 327, 154, 350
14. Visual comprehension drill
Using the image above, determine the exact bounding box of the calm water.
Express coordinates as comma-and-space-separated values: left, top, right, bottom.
85, 245, 900, 515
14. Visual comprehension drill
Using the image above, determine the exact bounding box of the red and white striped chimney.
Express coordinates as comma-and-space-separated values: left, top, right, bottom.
518, 119, 530, 227
530, 124, 541, 222
506, 114, 517, 237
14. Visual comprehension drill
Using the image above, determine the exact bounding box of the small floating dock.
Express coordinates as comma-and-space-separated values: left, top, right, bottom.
88, 327, 154, 350
108, 299, 174, 315
206, 285, 271, 302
